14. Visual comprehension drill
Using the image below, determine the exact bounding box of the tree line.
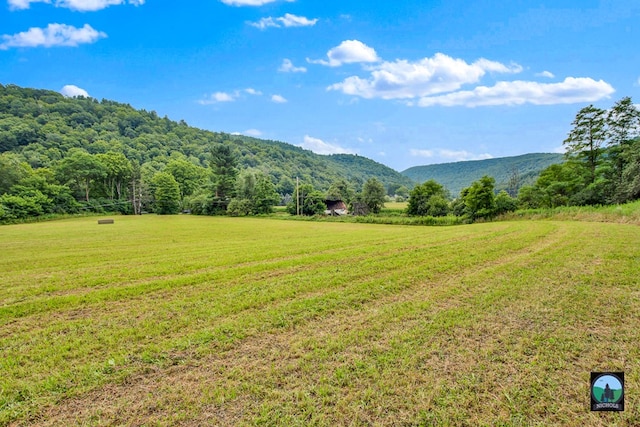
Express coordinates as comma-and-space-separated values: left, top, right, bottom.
0, 84, 409, 222
404, 97, 640, 221
1, 83, 638, 223
517, 97, 640, 208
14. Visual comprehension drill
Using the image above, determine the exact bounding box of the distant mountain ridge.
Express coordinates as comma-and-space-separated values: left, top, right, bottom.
402, 153, 564, 196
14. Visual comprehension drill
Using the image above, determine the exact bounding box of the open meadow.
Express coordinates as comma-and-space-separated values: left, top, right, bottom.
1, 215, 640, 426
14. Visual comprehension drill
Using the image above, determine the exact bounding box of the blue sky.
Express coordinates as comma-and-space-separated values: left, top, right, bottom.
1, 0, 639, 171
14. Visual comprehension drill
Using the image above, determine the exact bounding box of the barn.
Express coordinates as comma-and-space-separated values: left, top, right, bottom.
324, 199, 348, 216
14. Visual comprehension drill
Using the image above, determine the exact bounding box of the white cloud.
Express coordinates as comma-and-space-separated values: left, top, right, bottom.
279, 59, 306, 73
213, 92, 236, 102
271, 94, 288, 103
635, 77, 640, 87
278, 13, 317, 27
325, 46, 613, 108
410, 148, 493, 162
409, 149, 434, 158
8, 0, 144, 11
328, 53, 522, 99
438, 149, 493, 161
8, 0, 47, 9
552, 145, 566, 154
249, 14, 317, 30
60, 84, 89, 97
243, 129, 263, 137
300, 135, 355, 155
249, 17, 278, 29
198, 91, 238, 104
199, 88, 264, 104
536, 70, 555, 78
309, 40, 380, 67
0, 23, 106, 49
416, 77, 615, 107
222, 0, 293, 6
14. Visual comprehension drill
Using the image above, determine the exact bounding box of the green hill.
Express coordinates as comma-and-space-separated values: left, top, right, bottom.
402, 153, 564, 196
592, 386, 622, 403
0, 84, 412, 195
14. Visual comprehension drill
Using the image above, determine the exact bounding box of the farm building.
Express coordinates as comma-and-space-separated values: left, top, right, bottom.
324, 199, 348, 216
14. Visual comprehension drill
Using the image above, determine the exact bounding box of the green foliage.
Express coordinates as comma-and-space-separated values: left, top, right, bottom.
608, 97, 640, 146
152, 172, 181, 214
96, 152, 133, 200
0, 84, 413, 221
463, 175, 497, 221
302, 191, 327, 215
227, 198, 254, 216
494, 190, 518, 215
3, 84, 640, 221
361, 177, 386, 214
253, 174, 280, 214
326, 179, 354, 204
210, 143, 238, 212
229, 171, 279, 215
0, 193, 46, 219
402, 153, 563, 196
55, 149, 107, 202
184, 192, 212, 215
517, 185, 545, 210
406, 179, 449, 217
165, 158, 206, 201
395, 185, 409, 199
287, 183, 326, 216
563, 104, 607, 183
0, 152, 32, 194
525, 98, 640, 208
450, 195, 466, 217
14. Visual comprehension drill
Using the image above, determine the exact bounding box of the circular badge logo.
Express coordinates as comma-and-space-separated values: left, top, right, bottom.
592, 374, 623, 404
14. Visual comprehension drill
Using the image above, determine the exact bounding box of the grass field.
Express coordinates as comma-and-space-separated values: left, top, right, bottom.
1, 215, 640, 426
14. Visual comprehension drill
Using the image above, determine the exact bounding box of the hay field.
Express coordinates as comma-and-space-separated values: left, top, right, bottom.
1, 216, 639, 426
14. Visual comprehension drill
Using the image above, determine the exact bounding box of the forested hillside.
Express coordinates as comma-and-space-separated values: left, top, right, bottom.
0, 84, 412, 212
402, 153, 564, 196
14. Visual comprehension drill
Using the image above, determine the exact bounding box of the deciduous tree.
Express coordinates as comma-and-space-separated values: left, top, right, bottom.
361, 177, 385, 214
55, 149, 106, 202
563, 105, 607, 184
152, 172, 181, 214
463, 175, 496, 221
407, 179, 449, 216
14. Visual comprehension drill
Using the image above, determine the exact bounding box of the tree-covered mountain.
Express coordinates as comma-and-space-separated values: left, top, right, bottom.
0, 84, 412, 197
401, 153, 564, 197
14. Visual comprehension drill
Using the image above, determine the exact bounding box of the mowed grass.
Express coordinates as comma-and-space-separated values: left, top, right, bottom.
1, 216, 640, 426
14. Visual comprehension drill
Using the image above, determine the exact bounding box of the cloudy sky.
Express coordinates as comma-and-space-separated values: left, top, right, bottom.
1, 0, 638, 170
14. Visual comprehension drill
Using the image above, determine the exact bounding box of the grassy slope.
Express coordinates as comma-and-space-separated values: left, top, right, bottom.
502, 200, 640, 225
1, 216, 639, 426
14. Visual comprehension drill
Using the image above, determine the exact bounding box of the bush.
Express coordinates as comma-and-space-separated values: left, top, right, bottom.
0, 194, 44, 219
407, 180, 449, 217
495, 190, 518, 215
185, 193, 212, 215
227, 198, 253, 216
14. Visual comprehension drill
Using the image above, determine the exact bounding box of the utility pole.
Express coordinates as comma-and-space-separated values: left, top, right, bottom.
132, 177, 138, 215
296, 176, 300, 216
